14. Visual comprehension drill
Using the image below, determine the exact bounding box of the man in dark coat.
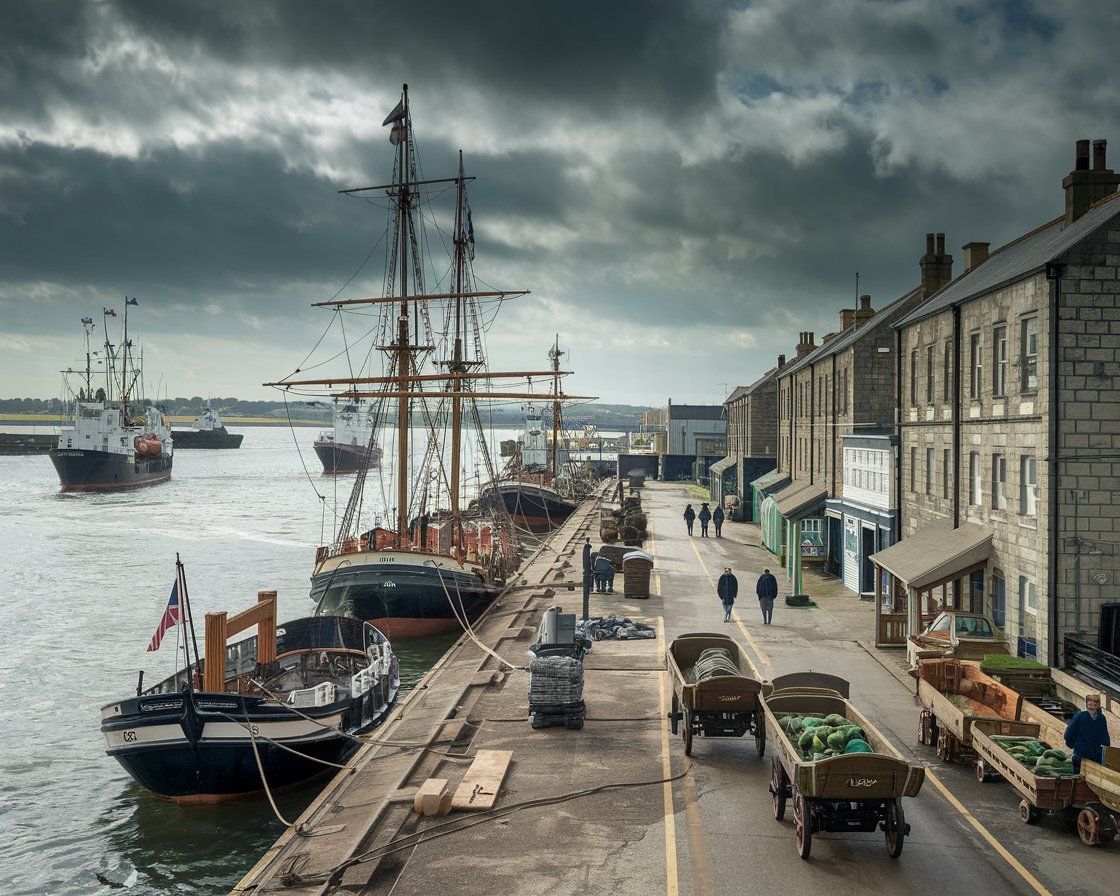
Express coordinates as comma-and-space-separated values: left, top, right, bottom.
683, 503, 696, 536
712, 505, 725, 537
1064, 694, 1111, 773
593, 554, 615, 593
717, 566, 738, 622
698, 502, 712, 536
755, 567, 778, 624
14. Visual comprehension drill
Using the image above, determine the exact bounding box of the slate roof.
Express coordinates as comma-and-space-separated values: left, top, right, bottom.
668, 404, 725, 421
897, 192, 1120, 328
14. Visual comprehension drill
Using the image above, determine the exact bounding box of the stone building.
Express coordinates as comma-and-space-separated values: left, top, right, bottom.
722, 357, 783, 520
874, 139, 1120, 666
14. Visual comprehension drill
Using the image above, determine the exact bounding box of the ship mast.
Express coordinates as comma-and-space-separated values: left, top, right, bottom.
448, 151, 467, 541
549, 336, 563, 480
391, 85, 412, 545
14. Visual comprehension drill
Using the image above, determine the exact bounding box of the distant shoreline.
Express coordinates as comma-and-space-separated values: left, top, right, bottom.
0, 414, 321, 427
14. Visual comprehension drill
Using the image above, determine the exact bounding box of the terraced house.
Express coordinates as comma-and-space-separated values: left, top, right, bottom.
873, 139, 1120, 669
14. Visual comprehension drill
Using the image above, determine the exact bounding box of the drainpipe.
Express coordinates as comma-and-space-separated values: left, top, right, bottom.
894, 322, 903, 617
1046, 264, 1062, 665
952, 303, 961, 528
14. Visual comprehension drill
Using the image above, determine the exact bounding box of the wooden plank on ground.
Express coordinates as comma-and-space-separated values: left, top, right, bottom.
451, 749, 513, 810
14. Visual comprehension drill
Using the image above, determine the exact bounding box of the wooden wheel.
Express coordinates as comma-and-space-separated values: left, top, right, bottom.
1077, 806, 1104, 846
670, 691, 679, 735
884, 799, 905, 858
794, 792, 812, 859
770, 757, 787, 821
1018, 799, 1040, 825
976, 760, 987, 782
682, 708, 694, 756
755, 716, 766, 759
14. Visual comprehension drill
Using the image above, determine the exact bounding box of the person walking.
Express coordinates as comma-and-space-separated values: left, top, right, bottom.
712, 504, 724, 537
755, 567, 778, 624
698, 502, 712, 537
683, 503, 696, 536
1064, 693, 1111, 773
717, 566, 738, 622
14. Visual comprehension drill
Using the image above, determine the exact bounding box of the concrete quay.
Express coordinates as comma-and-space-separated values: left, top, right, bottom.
233, 480, 1114, 896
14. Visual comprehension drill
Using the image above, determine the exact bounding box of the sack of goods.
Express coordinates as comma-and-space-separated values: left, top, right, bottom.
528, 655, 585, 706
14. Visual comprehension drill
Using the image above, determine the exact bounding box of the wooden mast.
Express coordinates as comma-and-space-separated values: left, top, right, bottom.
550, 336, 562, 481
394, 84, 412, 547
449, 151, 467, 546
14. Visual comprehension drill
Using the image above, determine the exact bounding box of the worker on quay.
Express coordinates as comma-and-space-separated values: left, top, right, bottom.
1064, 693, 1111, 773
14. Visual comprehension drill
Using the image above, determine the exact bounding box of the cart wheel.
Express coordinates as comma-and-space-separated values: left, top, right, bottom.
794, 792, 812, 859
770, 757, 787, 821
918, 709, 931, 746
682, 708, 694, 757
1018, 799, 1040, 825
884, 799, 906, 858
975, 760, 987, 782
755, 720, 766, 759
1077, 806, 1104, 846
670, 692, 679, 735
1100, 811, 1119, 843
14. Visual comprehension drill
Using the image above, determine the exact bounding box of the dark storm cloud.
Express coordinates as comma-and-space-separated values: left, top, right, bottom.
2, 0, 1119, 405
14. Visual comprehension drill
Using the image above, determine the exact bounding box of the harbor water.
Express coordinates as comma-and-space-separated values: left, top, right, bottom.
0, 426, 493, 895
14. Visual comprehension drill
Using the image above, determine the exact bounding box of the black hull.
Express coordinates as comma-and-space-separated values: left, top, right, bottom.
172, 427, 243, 449
312, 561, 500, 638
314, 442, 380, 474
484, 482, 576, 532
49, 448, 172, 491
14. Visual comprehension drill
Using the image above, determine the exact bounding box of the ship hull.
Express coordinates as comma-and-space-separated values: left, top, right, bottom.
314, 441, 381, 474
172, 427, 243, 449
484, 480, 576, 532
312, 552, 501, 638
49, 448, 172, 492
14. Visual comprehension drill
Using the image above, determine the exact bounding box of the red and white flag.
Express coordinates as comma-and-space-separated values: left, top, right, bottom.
147, 580, 181, 652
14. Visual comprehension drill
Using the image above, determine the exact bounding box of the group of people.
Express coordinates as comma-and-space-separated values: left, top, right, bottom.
683, 502, 723, 537
716, 566, 777, 624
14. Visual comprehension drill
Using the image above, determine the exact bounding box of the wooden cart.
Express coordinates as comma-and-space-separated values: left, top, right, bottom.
915, 658, 1023, 766
763, 684, 925, 859
971, 718, 1118, 846
666, 633, 769, 758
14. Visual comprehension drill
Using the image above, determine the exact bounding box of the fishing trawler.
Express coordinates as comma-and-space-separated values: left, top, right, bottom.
100, 559, 398, 803
313, 397, 382, 473
49, 303, 173, 491
268, 86, 592, 638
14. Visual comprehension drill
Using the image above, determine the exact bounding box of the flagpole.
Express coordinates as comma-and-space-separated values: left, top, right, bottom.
176, 554, 202, 692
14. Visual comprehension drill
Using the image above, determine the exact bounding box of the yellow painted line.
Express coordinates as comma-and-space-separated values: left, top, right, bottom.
690, 539, 772, 671
924, 766, 1054, 896
656, 619, 679, 896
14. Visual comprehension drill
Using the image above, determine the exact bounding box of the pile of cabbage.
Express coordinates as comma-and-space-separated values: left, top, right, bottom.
990, 735, 1075, 777
775, 712, 874, 761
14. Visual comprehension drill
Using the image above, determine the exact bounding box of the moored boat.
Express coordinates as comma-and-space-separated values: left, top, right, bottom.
268, 86, 593, 638
100, 562, 399, 803
49, 304, 173, 491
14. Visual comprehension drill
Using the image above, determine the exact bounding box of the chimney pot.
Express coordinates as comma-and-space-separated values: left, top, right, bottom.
936, 233, 945, 255
1077, 139, 1091, 171
1094, 139, 1107, 172
778, 354, 785, 367
925, 233, 934, 254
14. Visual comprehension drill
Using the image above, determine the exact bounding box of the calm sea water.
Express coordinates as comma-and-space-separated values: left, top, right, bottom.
0, 425, 499, 896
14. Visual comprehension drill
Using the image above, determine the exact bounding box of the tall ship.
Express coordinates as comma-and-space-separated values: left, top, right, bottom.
49, 303, 173, 492
313, 397, 383, 473
268, 86, 589, 638
479, 338, 595, 532
172, 406, 244, 449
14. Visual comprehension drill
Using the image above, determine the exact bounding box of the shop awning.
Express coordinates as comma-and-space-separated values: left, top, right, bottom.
710, 456, 735, 475
869, 522, 992, 591
772, 480, 828, 519
750, 468, 789, 492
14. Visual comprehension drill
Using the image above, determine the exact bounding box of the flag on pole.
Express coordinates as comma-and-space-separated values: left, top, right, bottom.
103, 307, 117, 317
382, 99, 406, 126
126, 297, 139, 306
147, 579, 181, 652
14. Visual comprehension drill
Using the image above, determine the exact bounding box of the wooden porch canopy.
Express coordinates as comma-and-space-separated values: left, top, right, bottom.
772, 481, 827, 519
868, 522, 992, 647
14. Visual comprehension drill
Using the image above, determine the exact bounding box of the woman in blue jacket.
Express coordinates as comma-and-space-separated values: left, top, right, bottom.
1064, 694, 1111, 773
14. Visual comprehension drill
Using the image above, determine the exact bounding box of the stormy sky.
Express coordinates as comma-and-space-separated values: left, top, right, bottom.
2, 0, 1118, 409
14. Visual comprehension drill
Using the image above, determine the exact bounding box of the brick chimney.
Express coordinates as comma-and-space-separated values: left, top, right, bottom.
962, 242, 990, 272
854, 293, 874, 325
919, 232, 953, 299
1063, 138, 1120, 224
839, 308, 855, 330
777, 354, 786, 368
795, 331, 816, 359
